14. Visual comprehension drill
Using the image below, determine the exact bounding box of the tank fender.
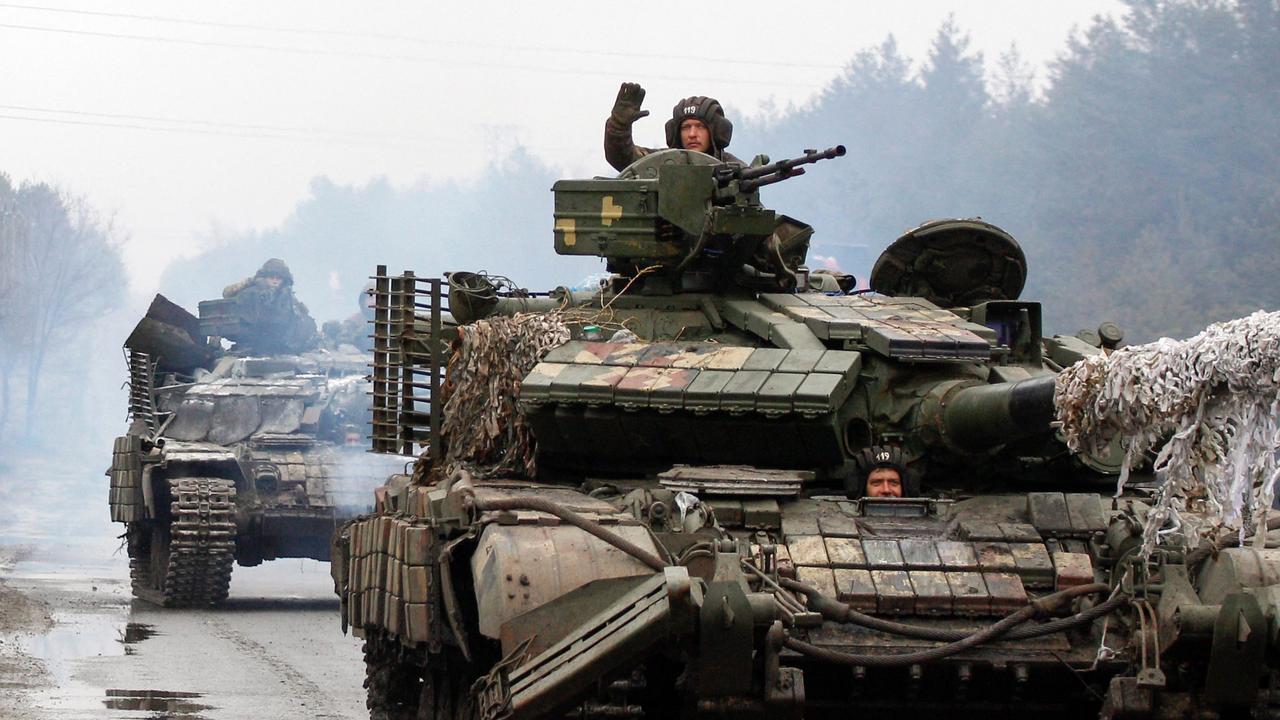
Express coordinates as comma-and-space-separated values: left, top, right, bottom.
156, 443, 243, 480
141, 463, 157, 516
478, 567, 703, 720
470, 521, 661, 639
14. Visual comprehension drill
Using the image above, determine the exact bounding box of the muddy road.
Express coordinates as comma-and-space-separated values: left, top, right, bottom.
0, 451, 368, 720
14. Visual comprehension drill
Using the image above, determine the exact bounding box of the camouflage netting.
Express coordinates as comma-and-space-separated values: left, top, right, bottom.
437, 312, 570, 478
1055, 310, 1280, 555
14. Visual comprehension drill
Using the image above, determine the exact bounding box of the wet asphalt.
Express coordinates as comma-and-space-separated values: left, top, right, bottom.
1, 494, 368, 720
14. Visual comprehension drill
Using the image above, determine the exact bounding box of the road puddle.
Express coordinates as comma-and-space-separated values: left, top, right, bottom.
22, 615, 155, 681
24, 612, 128, 683
104, 689, 212, 717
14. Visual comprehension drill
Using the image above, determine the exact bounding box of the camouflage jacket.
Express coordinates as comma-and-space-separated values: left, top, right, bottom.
222, 276, 255, 299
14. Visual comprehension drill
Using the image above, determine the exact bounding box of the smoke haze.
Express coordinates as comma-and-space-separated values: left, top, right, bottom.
1, 0, 1277, 535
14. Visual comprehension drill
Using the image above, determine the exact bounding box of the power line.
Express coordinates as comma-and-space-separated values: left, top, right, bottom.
0, 21, 827, 89
0, 110, 591, 157
0, 2, 843, 71
0, 20, 470, 61
0, 103, 432, 143
0, 112, 437, 147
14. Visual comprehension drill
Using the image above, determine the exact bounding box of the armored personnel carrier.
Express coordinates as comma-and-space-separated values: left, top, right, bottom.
333, 148, 1278, 719
110, 294, 402, 606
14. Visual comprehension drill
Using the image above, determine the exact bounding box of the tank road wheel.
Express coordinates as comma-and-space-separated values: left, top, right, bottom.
363, 630, 423, 720
126, 477, 237, 607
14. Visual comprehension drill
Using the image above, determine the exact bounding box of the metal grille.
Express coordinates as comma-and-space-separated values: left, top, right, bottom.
370, 265, 448, 459
126, 348, 159, 432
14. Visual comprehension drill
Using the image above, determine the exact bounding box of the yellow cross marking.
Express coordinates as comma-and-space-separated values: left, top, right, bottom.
555, 218, 577, 246
600, 195, 623, 226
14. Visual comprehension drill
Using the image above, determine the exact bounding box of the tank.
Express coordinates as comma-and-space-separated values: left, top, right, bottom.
109, 294, 402, 607
332, 148, 1276, 719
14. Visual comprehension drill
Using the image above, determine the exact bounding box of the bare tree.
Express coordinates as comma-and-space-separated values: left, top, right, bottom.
0, 180, 124, 438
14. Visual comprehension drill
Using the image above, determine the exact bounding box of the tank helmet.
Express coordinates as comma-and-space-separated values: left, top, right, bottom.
846, 446, 918, 499
665, 96, 733, 153
256, 258, 294, 286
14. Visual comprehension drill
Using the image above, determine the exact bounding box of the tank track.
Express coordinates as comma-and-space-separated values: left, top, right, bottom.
130, 477, 237, 607
362, 630, 423, 720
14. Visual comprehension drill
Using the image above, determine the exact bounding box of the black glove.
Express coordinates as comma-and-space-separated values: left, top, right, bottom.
611, 82, 650, 125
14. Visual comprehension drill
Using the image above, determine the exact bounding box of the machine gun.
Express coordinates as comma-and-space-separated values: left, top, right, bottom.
552, 145, 846, 288
714, 145, 847, 193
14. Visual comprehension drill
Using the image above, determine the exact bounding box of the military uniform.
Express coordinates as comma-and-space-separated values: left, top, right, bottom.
321, 282, 374, 352
604, 82, 743, 172
222, 258, 319, 354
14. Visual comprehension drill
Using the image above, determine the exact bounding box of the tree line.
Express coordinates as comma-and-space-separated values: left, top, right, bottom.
748, 0, 1279, 340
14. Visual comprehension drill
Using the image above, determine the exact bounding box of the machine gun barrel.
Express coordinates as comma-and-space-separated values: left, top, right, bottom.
739, 145, 847, 181
937, 374, 1058, 450
720, 145, 847, 193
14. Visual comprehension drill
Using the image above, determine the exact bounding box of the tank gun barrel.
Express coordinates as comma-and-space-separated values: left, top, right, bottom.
936, 374, 1057, 450
717, 145, 846, 193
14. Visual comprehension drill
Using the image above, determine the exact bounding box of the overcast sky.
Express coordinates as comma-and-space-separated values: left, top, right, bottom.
1, 0, 1122, 293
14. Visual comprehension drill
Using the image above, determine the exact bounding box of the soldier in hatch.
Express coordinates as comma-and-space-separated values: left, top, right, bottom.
604, 82, 743, 172
222, 258, 318, 354
852, 446, 916, 499
321, 282, 375, 352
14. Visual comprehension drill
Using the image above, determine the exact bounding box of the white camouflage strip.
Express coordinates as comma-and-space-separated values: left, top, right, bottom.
1055, 310, 1280, 555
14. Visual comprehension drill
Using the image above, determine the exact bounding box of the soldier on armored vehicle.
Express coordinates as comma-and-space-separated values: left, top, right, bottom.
220, 258, 318, 354
323, 282, 377, 352
336, 143, 1280, 719
605, 81, 743, 171
858, 447, 911, 499
108, 266, 398, 607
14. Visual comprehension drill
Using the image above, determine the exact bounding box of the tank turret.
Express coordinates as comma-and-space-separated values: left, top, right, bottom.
443, 208, 1106, 484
